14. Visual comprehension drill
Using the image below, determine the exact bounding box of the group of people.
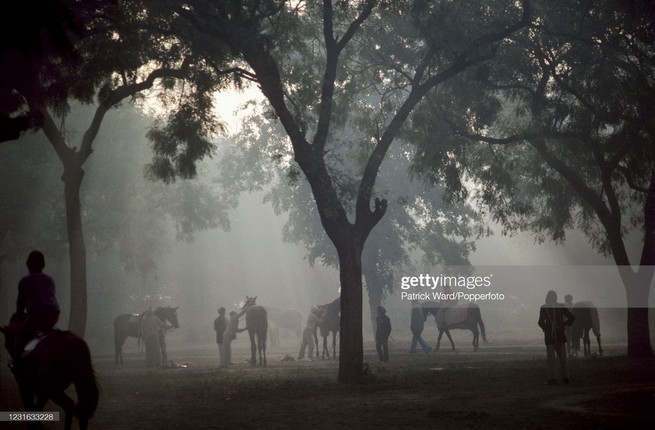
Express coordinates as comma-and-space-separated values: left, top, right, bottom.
213, 306, 249, 368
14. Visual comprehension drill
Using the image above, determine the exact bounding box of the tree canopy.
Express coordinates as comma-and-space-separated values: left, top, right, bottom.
409, 0, 655, 356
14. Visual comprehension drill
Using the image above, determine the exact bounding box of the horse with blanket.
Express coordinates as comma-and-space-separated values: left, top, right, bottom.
422, 301, 487, 351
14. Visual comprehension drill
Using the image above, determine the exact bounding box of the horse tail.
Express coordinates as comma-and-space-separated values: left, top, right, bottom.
477, 306, 487, 343
71, 336, 99, 424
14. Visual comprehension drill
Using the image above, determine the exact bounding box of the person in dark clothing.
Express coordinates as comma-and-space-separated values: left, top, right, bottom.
564, 294, 574, 356
214, 307, 227, 364
10, 250, 60, 378
538, 290, 575, 385
16, 251, 60, 340
409, 301, 431, 353
376, 306, 391, 362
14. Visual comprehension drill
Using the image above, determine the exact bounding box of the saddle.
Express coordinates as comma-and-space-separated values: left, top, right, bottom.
436, 304, 469, 327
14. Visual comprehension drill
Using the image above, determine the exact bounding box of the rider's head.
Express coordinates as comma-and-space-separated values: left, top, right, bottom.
26, 250, 45, 273
545, 290, 557, 305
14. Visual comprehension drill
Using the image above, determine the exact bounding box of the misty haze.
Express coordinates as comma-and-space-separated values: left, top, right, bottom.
1, 1, 654, 429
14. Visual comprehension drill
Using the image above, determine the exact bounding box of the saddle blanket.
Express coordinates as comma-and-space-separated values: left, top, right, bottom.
22, 334, 47, 357
436, 303, 469, 327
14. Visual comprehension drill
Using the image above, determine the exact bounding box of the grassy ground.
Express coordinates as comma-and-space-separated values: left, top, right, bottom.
1, 341, 654, 429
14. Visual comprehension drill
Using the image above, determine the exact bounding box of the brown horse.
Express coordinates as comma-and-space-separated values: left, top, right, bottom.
1, 313, 99, 430
243, 296, 268, 366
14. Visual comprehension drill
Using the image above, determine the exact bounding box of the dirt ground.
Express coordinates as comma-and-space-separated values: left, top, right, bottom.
1, 338, 654, 430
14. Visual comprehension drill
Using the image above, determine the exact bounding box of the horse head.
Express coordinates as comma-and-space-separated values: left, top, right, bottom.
1, 312, 27, 361
243, 296, 257, 309
155, 306, 180, 328
167, 306, 180, 328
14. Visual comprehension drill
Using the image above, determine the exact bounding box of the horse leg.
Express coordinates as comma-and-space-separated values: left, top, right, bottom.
115, 333, 126, 366
260, 334, 267, 366
19, 388, 43, 430
583, 329, 591, 357
444, 330, 456, 351
323, 336, 329, 359
249, 332, 257, 366
50, 391, 75, 430
472, 329, 479, 351
332, 332, 337, 360
596, 335, 603, 356
436, 331, 444, 352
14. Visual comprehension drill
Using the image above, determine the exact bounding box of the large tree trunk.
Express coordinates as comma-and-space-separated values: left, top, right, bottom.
337, 238, 364, 383
62, 162, 88, 337
619, 267, 653, 358
622, 163, 655, 358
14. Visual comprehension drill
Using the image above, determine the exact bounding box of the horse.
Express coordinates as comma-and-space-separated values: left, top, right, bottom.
266, 308, 302, 347
113, 306, 179, 366
422, 301, 487, 352
243, 296, 268, 366
570, 301, 602, 357
1, 313, 99, 430
317, 297, 340, 359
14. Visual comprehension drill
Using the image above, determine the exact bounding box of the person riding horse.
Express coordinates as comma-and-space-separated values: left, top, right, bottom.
13, 250, 60, 365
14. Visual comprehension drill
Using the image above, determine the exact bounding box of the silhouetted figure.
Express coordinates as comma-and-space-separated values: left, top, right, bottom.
214, 307, 227, 364
564, 294, 574, 356
538, 290, 575, 385
141, 308, 163, 368
409, 301, 431, 353
376, 306, 391, 362
298, 306, 322, 360
221, 308, 248, 368
15, 250, 60, 350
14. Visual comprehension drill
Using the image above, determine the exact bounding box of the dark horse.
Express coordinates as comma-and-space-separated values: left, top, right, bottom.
1, 313, 99, 430
243, 296, 268, 366
317, 297, 340, 359
422, 301, 487, 351
570, 301, 602, 357
113, 306, 179, 366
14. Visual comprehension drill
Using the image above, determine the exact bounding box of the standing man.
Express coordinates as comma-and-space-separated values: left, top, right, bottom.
375, 306, 391, 362
538, 290, 575, 385
221, 308, 248, 368
409, 301, 431, 353
16, 250, 60, 344
564, 294, 574, 356
141, 308, 164, 368
214, 307, 227, 365
298, 306, 322, 360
